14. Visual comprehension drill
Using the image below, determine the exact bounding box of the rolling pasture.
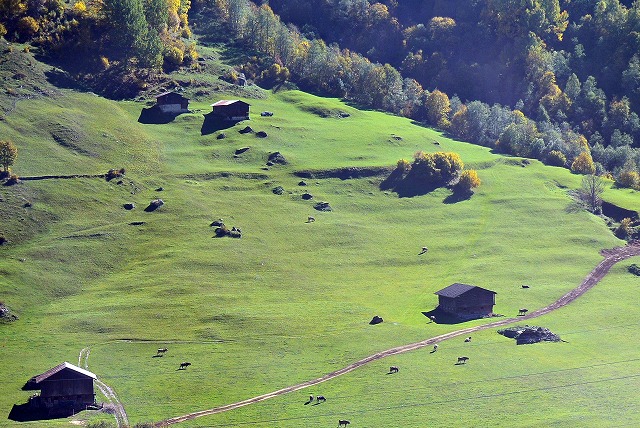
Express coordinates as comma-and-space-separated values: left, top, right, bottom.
0, 80, 638, 427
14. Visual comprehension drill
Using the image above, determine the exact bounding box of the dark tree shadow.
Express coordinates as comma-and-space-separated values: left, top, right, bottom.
138, 106, 181, 124
201, 113, 239, 136
44, 69, 89, 92
443, 190, 472, 204
379, 168, 439, 197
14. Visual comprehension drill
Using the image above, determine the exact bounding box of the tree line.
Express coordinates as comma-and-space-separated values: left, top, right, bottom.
0, 0, 197, 72
1, 0, 639, 187
204, 0, 640, 189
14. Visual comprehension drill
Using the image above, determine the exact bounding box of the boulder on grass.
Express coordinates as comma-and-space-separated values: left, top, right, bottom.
267, 151, 287, 165
369, 315, 383, 325
314, 201, 332, 212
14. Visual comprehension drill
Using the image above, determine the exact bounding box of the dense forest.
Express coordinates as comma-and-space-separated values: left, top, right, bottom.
1, 0, 640, 187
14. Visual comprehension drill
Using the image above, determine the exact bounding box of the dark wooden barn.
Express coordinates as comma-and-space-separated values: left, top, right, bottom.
155, 91, 190, 114
434, 283, 496, 319
28, 362, 96, 412
210, 99, 250, 121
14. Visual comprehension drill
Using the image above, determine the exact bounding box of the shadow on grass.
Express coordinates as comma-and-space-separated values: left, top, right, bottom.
138, 106, 181, 124
422, 308, 478, 325
379, 171, 438, 198
8, 403, 75, 422
443, 191, 472, 204
201, 113, 240, 135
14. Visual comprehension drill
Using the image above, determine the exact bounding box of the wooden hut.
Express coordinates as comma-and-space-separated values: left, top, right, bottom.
155, 91, 190, 114
28, 362, 96, 412
210, 100, 250, 121
434, 283, 496, 318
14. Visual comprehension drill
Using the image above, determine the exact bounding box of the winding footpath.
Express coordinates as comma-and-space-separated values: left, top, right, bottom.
79, 347, 129, 428
152, 241, 640, 427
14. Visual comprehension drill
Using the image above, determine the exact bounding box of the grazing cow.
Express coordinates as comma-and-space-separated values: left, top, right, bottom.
457, 356, 469, 364
429, 315, 436, 323
518, 308, 528, 316
418, 246, 428, 255
389, 366, 399, 373
339, 420, 350, 427
309, 395, 314, 402
464, 337, 471, 343
316, 395, 326, 403
157, 348, 168, 356
179, 362, 191, 370
433, 344, 438, 352
307, 216, 315, 223
522, 284, 530, 289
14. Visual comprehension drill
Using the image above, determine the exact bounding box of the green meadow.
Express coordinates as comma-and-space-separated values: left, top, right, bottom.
1, 64, 639, 427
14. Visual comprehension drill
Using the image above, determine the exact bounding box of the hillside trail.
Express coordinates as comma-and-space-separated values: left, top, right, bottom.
79, 347, 129, 428
153, 241, 640, 427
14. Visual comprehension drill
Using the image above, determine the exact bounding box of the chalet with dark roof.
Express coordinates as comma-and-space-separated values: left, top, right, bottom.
435, 283, 496, 318
155, 91, 190, 114
210, 99, 250, 121
28, 362, 96, 412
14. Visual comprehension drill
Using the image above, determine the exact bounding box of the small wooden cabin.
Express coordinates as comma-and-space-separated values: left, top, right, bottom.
29, 362, 96, 411
210, 99, 250, 121
434, 283, 496, 318
155, 91, 190, 114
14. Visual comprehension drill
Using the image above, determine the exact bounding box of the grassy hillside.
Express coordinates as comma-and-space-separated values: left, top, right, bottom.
0, 44, 638, 427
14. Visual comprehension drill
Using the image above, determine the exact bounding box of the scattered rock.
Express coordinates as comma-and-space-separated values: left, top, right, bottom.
314, 201, 332, 212
23, 201, 32, 208
298, 180, 307, 186
369, 315, 383, 325
272, 186, 285, 195
210, 219, 224, 227
217, 133, 226, 139
129, 221, 145, 226
145, 199, 164, 212
267, 151, 287, 165
0, 236, 6, 245
239, 126, 254, 134
213, 225, 242, 238
497, 325, 563, 345
301, 193, 313, 200
261, 111, 274, 117
256, 131, 268, 138
629, 264, 640, 276
156, 187, 164, 192
123, 203, 135, 210
266, 161, 274, 166
0, 303, 18, 322
235, 147, 250, 155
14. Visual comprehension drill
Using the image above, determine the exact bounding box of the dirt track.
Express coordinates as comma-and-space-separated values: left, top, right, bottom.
154, 241, 640, 427
79, 347, 129, 428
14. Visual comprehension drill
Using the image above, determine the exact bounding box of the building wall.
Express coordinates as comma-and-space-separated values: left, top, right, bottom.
438, 290, 495, 316
159, 103, 188, 113
39, 370, 95, 407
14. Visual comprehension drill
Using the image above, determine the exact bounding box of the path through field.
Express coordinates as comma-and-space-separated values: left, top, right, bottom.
154, 241, 640, 426
79, 347, 129, 428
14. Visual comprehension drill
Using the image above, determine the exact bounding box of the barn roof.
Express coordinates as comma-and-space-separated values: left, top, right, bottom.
35, 362, 96, 383
435, 283, 496, 298
210, 99, 250, 107
155, 91, 189, 100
